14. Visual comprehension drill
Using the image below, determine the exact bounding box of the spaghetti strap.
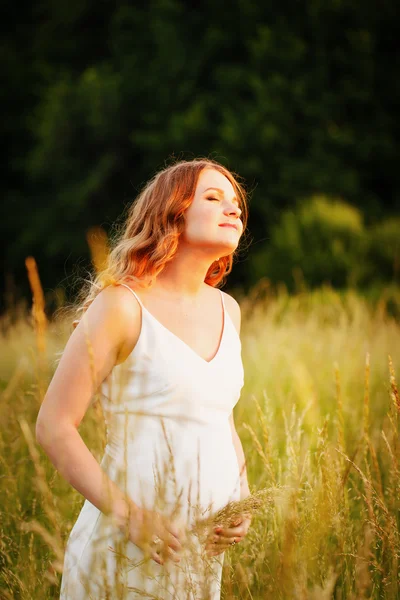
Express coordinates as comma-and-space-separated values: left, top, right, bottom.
219, 289, 225, 309
118, 283, 144, 309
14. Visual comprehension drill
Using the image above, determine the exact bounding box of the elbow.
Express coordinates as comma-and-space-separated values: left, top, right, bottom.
35, 418, 51, 447
35, 417, 74, 448
35, 403, 50, 445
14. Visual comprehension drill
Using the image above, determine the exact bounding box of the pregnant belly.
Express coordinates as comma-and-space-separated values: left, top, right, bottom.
102, 418, 241, 527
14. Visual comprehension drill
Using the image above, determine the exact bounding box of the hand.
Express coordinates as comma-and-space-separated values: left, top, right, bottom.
122, 505, 187, 566
204, 513, 252, 558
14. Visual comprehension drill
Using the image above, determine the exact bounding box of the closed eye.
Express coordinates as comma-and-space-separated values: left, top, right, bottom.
207, 197, 219, 202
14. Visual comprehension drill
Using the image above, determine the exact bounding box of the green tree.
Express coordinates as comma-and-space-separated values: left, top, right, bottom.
251, 195, 364, 289
2, 0, 400, 308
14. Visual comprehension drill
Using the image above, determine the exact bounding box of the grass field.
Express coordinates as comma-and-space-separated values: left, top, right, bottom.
1, 280, 399, 599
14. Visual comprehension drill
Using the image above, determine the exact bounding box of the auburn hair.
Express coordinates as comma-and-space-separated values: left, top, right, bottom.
72, 158, 249, 328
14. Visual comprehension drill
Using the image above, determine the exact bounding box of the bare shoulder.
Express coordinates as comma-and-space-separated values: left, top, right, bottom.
221, 290, 241, 335
90, 284, 141, 321
84, 284, 142, 364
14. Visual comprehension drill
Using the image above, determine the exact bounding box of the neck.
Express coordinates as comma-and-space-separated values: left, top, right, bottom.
153, 248, 218, 298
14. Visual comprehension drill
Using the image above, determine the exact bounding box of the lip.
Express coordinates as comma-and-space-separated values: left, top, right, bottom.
219, 223, 239, 231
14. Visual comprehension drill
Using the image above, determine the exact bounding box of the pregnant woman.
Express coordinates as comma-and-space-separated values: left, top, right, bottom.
36, 158, 252, 599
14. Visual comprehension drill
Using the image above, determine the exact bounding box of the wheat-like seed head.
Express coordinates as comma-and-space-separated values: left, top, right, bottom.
191, 488, 276, 540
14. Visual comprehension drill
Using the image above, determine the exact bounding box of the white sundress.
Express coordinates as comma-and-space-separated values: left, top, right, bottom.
59, 284, 245, 599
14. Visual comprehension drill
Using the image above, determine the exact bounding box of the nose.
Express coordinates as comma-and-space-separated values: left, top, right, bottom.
224, 202, 242, 218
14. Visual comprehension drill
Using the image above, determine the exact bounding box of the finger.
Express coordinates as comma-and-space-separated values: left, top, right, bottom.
215, 524, 246, 538
228, 514, 252, 529
168, 546, 182, 563
151, 551, 165, 565
209, 550, 227, 557
210, 534, 243, 545
167, 522, 186, 542
152, 542, 182, 565
206, 545, 229, 557
166, 532, 183, 553
206, 544, 223, 556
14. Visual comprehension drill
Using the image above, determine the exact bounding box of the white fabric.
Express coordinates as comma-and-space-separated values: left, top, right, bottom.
60, 284, 244, 599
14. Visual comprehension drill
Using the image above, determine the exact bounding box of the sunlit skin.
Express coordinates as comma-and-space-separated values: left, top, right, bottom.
181, 167, 243, 259
155, 167, 244, 298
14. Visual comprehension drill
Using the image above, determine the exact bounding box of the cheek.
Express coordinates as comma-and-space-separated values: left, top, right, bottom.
184, 212, 216, 238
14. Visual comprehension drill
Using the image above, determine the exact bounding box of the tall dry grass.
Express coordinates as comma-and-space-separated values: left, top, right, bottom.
0, 269, 399, 599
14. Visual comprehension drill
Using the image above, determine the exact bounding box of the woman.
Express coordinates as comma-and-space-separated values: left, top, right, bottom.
36, 158, 252, 599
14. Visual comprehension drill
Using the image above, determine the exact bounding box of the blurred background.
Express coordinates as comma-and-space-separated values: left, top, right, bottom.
2, 0, 399, 314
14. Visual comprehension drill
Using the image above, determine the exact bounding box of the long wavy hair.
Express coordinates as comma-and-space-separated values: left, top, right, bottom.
72, 158, 249, 328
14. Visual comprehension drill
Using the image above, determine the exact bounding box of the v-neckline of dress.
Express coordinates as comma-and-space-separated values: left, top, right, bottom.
138, 291, 226, 366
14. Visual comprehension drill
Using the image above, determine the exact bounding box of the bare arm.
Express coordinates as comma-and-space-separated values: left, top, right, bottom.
36, 285, 142, 529
223, 292, 251, 500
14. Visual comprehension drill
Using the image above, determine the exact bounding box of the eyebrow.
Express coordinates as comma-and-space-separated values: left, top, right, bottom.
203, 187, 240, 206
